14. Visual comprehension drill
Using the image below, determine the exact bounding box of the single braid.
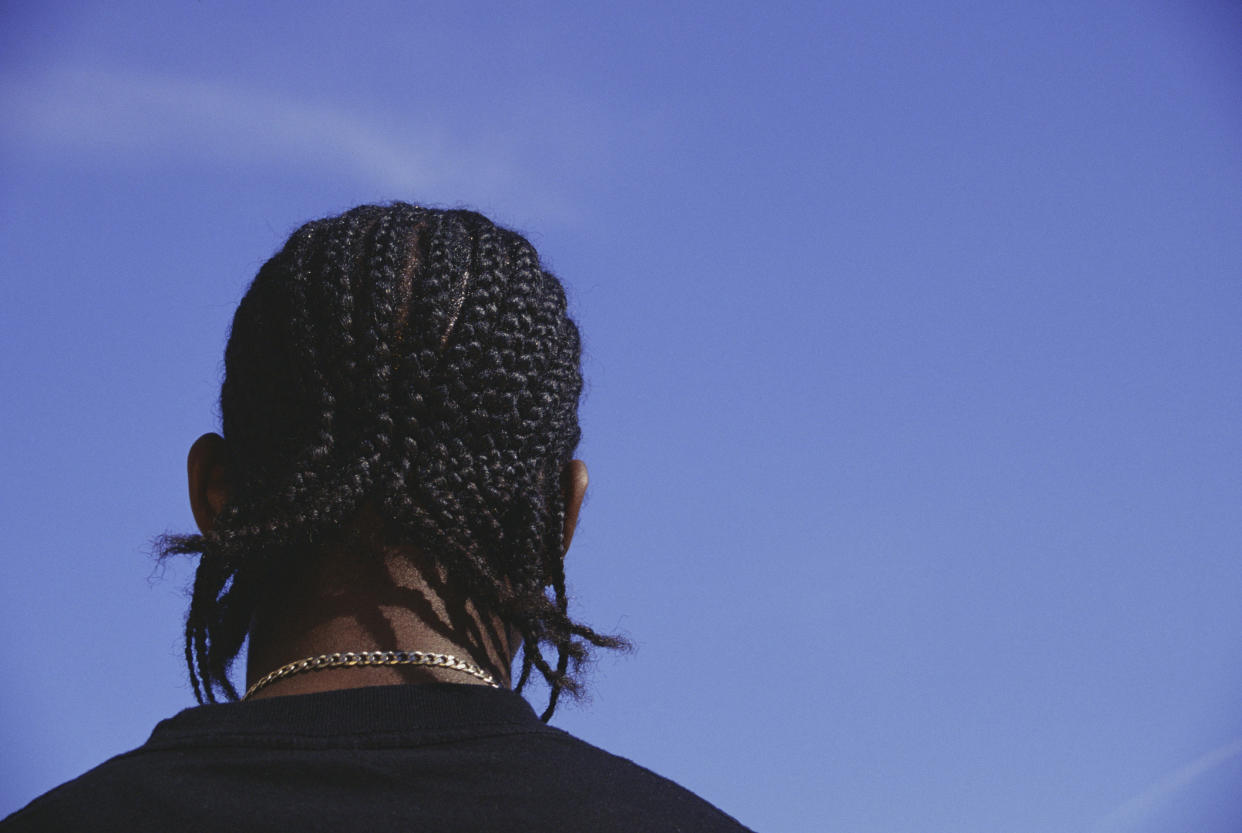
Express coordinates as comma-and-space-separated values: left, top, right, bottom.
160, 203, 628, 716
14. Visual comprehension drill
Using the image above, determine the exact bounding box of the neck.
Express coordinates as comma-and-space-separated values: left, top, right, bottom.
245, 545, 515, 700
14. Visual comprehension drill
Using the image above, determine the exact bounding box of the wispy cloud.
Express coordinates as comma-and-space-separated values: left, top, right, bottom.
0, 66, 564, 215
1092, 737, 1242, 832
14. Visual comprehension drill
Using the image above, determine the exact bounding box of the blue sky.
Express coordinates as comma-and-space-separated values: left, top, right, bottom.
2, 2, 1240, 830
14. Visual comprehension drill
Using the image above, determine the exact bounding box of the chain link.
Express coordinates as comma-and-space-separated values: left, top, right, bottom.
243, 650, 500, 699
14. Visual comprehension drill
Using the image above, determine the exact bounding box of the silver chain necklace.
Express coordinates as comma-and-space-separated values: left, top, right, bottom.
244, 650, 500, 700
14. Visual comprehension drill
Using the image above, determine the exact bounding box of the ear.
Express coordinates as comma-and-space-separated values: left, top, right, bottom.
560, 459, 589, 555
188, 433, 230, 535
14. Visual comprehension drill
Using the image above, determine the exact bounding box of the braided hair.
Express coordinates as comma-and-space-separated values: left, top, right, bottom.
160, 203, 626, 719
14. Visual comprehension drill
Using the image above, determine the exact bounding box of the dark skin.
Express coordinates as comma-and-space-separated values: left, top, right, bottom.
187, 432, 589, 700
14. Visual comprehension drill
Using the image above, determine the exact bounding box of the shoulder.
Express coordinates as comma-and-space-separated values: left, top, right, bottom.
490, 726, 756, 832
1, 748, 162, 833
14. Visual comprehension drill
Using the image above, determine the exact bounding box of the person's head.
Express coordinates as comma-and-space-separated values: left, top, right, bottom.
161, 202, 624, 718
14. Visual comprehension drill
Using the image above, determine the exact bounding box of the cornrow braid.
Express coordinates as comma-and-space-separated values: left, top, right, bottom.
159, 203, 627, 717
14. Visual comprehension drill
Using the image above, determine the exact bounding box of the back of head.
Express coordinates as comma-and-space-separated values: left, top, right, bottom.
162, 202, 623, 717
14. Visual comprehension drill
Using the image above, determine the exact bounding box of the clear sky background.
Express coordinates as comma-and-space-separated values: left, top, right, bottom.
2, 2, 1240, 831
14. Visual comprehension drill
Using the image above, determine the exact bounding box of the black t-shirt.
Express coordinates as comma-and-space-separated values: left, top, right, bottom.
2, 684, 754, 832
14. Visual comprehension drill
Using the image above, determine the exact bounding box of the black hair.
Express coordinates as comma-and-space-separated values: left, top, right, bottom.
159, 202, 626, 719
